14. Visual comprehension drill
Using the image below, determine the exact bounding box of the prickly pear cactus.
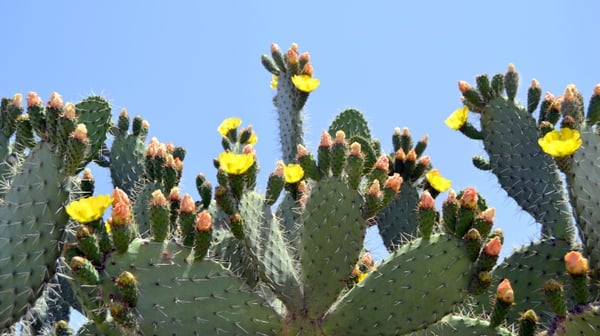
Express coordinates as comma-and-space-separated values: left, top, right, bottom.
0, 92, 111, 330
3, 44, 599, 336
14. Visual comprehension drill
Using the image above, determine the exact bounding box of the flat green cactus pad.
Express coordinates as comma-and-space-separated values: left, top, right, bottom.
322, 234, 473, 335
102, 239, 283, 335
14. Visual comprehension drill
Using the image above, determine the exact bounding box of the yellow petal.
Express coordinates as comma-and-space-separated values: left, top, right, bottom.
292, 75, 320, 93
425, 169, 452, 192
217, 117, 242, 137
284, 164, 304, 183
66, 194, 112, 224
538, 128, 582, 157
270, 75, 278, 90
444, 106, 469, 130
219, 152, 255, 175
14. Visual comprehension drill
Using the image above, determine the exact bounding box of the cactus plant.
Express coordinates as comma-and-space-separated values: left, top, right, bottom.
1, 43, 599, 336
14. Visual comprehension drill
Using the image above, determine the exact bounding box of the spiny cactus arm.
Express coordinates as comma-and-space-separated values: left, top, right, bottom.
108, 110, 147, 194
100, 239, 283, 335
564, 129, 600, 278
469, 239, 574, 326
376, 183, 419, 249
455, 67, 575, 241
238, 191, 303, 313
74, 96, 112, 172
300, 177, 365, 320
322, 235, 475, 335
262, 43, 319, 163
0, 142, 72, 330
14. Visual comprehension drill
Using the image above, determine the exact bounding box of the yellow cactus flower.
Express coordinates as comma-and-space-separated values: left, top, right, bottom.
247, 132, 258, 145
538, 128, 582, 157
217, 117, 242, 137
284, 163, 304, 183
218, 152, 255, 175
425, 169, 452, 192
270, 75, 278, 90
444, 106, 469, 130
291, 74, 320, 93
356, 272, 368, 283
66, 194, 112, 224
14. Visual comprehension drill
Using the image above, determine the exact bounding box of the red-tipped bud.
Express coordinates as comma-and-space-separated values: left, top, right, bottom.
12, 93, 23, 107
395, 148, 406, 161
320, 131, 333, 148
406, 149, 417, 162
63, 102, 77, 119
367, 180, 382, 198
460, 187, 478, 209
297, 144, 309, 158
374, 155, 389, 172
384, 173, 403, 193
180, 194, 195, 214
361, 252, 373, 266
168, 187, 181, 202
417, 155, 431, 167
112, 187, 131, 207
418, 190, 435, 209
48, 92, 64, 108
564, 251, 589, 276
195, 210, 212, 232
274, 160, 285, 177
480, 207, 496, 223
70, 124, 89, 142
349, 142, 362, 156
271, 43, 280, 54
496, 278, 515, 304
27, 92, 43, 107
149, 190, 168, 207
484, 237, 502, 257
458, 81, 472, 94
334, 130, 346, 144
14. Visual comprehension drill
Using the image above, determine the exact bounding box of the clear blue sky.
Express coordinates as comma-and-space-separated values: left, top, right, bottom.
2, 1, 599, 258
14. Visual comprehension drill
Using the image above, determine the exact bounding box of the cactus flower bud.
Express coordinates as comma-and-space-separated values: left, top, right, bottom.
496, 278, 514, 304
564, 251, 588, 276
63, 102, 77, 119
112, 187, 131, 207
374, 155, 389, 172
334, 130, 346, 144
395, 148, 406, 161
195, 210, 212, 232
320, 131, 333, 148
70, 124, 88, 142
48, 92, 64, 109
149, 190, 168, 207
27, 92, 43, 107
458, 81, 472, 94
168, 187, 181, 202
484, 237, 502, 257
349, 142, 362, 156
480, 207, 496, 223
384, 173, 403, 193
418, 190, 435, 209
460, 186, 478, 209
180, 194, 195, 214
12, 93, 23, 107
274, 160, 285, 177
297, 144, 310, 158
367, 180, 382, 198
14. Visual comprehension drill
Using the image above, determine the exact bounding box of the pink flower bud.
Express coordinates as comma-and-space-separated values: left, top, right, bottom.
27, 92, 43, 107
48, 92, 64, 108
458, 81, 472, 94
480, 207, 496, 223
349, 142, 362, 156
367, 180, 382, 198
297, 144, 309, 158
149, 190, 168, 207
